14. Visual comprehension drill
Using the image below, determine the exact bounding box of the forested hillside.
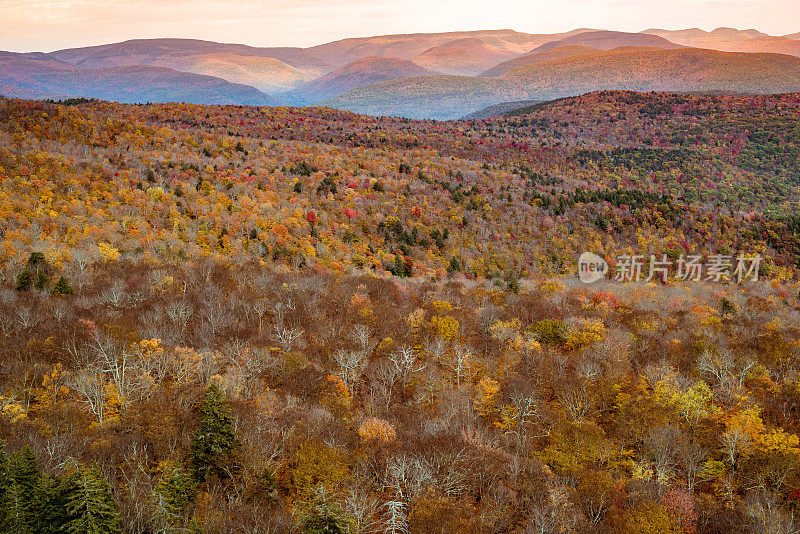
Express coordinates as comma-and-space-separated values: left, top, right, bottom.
1, 92, 800, 532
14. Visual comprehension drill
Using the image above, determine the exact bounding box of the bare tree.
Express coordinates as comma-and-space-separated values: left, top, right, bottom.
251, 298, 270, 335
352, 324, 373, 352
382, 500, 409, 534
644, 426, 681, 492
444, 344, 471, 388
504, 395, 551, 451
166, 300, 193, 341
333, 349, 369, 391
70, 369, 108, 423
389, 346, 426, 387
343, 483, 381, 534
560, 388, 593, 424
720, 427, 750, 474
384, 455, 433, 504
677, 437, 706, 493
275, 325, 303, 352
369, 359, 399, 415
745, 489, 800, 534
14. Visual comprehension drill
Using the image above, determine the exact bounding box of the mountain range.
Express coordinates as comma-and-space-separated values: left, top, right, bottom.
2, 27, 800, 118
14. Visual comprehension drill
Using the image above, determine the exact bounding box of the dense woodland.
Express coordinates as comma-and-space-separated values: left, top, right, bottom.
1, 92, 800, 533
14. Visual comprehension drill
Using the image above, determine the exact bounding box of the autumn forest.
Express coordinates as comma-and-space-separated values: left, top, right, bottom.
2, 90, 800, 533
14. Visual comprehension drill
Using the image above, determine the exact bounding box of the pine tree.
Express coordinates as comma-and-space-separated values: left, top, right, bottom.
0, 447, 42, 534
15, 268, 32, 292
37, 474, 70, 534
51, 276, 74, 295
61, 459, 122, 534
0, 443, 8, 525
152, 462, 198, 532
33, 269, 50, 291
189, 385, 240, 481
301, 486, 347, 534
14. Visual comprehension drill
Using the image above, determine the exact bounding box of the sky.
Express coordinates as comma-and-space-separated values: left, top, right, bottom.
2, 0, 799, 52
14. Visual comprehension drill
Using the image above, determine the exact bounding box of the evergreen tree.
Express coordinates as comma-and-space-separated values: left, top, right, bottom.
15, 268, 32, 292
51, 276, 74, 295
61, 459, 122, 534
33, 269, 50, 291
189, 385, 239, 481
0, 443, 8, 525
301, 487, 347, 534
37, 474, 70, 534
1, 447, 42, 534
152, 462, 198, 532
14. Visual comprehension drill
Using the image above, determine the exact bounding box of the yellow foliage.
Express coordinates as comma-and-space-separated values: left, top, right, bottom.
475, 376, 500, 419
151, 275, 174, 292
98, 242, 120, 262
430, 300, 452, 313
430, 315, 459, 341
292, 440, 349, 498
540, 278, 565, 294
0, 396, 27, 423
755, 428, 800, 455
349, 293, 373, 319
489, 318, 521, 343
564, 318, 605, 351
494, 404, 518, 432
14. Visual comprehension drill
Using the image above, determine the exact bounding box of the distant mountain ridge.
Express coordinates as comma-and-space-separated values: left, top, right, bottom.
325, 46, 800, 119
2, 27, 799, 113
293, 56, 435, 104
0, 55, 279, 106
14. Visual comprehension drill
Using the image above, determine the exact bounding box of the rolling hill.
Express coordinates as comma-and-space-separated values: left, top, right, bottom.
325, 47, 800, 119
0, 83, 74, 101
530, 30, 682, 53
480, 45, 599, 77
728, 36, 800, 57
161, 53, 322, 93
306, 29, 598, 67
0, 56, 279, 105
49, 38, 330, 71
460, 99, 543, 118
410, 38, 517, 75
643, 27, 800, 57
48, 38, 330, 92
502, 47, 800, 95
5, 28, 800, 111
321, 75, 518, 120
293, 56, 435, 104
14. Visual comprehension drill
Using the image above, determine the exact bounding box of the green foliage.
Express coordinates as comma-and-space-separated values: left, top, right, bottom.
303, 514, 344, 534
33, 269, 50, 291
0, 447, 41, 534
721, 297, 736, 315
61, 459, 122, 534
300, 487, 347, 534
51, 276, 74, 296
447, 256, 461, 274
15, 268, 32, 292
290, 161, 316, 177
530, 319, 567, 345
189, 385, 240, 481
27, 252, 45, 266
152, 462, 198, 533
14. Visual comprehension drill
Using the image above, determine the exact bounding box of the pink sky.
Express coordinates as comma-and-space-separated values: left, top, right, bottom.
2, 0, 799, 52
